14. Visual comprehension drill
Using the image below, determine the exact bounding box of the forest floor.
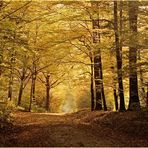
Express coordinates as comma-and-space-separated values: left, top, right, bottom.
0, 109, 148, 147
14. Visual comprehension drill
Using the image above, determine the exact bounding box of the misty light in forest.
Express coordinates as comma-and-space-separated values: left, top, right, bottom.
0, 0, 148, 147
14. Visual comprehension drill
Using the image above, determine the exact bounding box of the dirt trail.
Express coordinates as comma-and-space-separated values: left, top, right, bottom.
1, 111, 148, 147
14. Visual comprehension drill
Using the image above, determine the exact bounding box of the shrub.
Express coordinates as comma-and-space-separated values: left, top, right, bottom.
0, 100, 14, 130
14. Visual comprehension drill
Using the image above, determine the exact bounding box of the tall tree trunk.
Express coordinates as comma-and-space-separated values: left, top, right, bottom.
8, 30, 16, 101
128, 1, 140, 111
17, 81, 23, 106
45, 75, 50, 111
29, 71, 37, 112
8, 78, 13, 100
32, 74, 36, 102
29, 75, 34, 112
90, 57, 95, 111
114, 1, 126, 111
97, 2, 107, 111
8, 56, 14, 101
112, 66, 119, 111
114, 84, 118, 111
91, 2, 104, 110
92, 20, 102, 110
99, 49, 107, 111
17, 67, 26, 106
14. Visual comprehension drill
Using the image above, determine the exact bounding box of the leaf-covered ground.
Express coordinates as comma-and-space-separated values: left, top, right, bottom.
0, 110, 148, 147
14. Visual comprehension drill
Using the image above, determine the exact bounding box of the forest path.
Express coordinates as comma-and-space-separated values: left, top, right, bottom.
2, 111, 148, 147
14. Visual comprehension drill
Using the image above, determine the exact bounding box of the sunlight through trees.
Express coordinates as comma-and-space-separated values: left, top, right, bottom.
0, 0, 147, 113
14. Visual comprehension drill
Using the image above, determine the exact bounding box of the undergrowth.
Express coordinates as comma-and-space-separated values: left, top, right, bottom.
0, 100, 15, 130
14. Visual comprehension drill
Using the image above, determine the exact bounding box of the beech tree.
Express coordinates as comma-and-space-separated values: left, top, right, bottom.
0, 1, 147, 112
128, 1, 140, 111
114, 1, 125, 111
